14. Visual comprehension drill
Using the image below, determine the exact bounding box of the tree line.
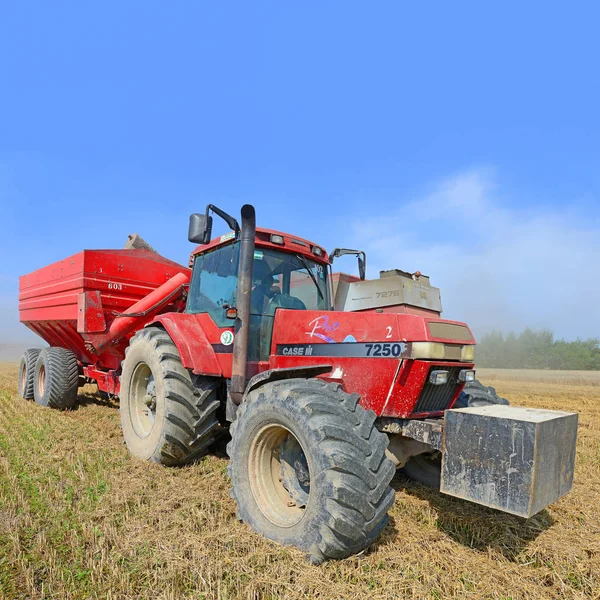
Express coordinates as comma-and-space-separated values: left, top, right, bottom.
474, 329, 600, 370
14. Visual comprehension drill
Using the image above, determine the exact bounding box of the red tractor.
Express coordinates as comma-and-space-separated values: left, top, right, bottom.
18, 204, 578, 562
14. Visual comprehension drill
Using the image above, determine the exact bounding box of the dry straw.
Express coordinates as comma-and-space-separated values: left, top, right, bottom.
0, 364, 598, 599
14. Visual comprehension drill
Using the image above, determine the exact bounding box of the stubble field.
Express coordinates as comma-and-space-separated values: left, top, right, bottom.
0, 363, 598, 599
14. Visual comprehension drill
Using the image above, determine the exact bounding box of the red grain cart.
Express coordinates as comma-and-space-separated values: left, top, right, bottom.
19, 248, 190, 400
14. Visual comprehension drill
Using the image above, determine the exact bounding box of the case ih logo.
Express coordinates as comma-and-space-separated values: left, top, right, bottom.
276, 342, 411, 358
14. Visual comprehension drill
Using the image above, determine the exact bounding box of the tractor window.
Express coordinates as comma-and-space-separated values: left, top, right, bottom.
187, 243, 239, 327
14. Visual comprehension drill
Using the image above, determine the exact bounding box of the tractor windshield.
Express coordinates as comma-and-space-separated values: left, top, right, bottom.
249, 247, 330, 361
251, 248, 329, 314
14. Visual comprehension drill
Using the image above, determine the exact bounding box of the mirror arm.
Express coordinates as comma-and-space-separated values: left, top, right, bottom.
330, 248, 367, 280
206, 204, 240, 235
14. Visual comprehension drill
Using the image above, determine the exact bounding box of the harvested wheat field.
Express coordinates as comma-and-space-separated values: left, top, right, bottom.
476, 368, 600, 388
0, 363, 598, 600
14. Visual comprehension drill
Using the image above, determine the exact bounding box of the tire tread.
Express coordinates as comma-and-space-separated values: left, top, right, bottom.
34, 347, 79, 409
18, 348, 42, 399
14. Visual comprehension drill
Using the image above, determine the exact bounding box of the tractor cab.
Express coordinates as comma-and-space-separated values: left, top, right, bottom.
187, 206, 331, 362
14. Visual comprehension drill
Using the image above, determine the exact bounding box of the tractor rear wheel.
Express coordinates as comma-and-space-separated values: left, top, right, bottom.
33, 347, 80, 409
400, 379, 509, 488
227, 378, 396, 563
119, 328, 220, 466
18, 348, 41, 400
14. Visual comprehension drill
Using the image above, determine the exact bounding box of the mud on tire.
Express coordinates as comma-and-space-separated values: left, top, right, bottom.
18, 348, 42, 400
119, 327, 220, 466
33, 347, 80, 409
227, 378, 396, 563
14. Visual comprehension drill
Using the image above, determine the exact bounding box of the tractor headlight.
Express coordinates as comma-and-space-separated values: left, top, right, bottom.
429, 370, 448, 385
459, 369, 476, 383
411, 342, 445, 360
461, 345, 475, 361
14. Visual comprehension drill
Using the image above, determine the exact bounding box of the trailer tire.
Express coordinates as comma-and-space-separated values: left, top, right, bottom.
400, 378, 509, 488
33, 347, 80, 409
18, 348, 42, 400
227, 378, 396, 563
120, 328, 220, 466
453, 379, 509, 408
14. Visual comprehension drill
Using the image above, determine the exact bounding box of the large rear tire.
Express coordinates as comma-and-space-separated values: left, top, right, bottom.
33, 347, 80, 409
400, 379, 509, 488
227, 378, 396, 563
119, 328, 220, 466
18, 348, 42, 400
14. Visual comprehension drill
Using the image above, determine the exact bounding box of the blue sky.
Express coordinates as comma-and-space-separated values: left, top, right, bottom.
1, 2, 598, 344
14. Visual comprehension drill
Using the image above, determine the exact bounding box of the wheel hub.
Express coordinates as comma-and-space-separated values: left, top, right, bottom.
37, 364, 46, 398
20, 363, 26, 391
144, 377, 157, 421
280, 434, 310, 508
129, 362, 157, 437
248, 424, 311, 527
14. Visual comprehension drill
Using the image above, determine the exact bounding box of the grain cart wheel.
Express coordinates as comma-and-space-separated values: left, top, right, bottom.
119, 328, 219, 466
227, 378, 396, 563
33, 347, 80, 409
18, 348, 41, 399
401, 379, 509, 488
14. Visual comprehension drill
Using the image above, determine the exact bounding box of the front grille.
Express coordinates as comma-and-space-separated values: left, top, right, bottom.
412, 366, 462, 414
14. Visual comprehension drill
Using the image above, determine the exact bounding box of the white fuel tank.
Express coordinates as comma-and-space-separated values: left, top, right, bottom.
333, 269, 443, 313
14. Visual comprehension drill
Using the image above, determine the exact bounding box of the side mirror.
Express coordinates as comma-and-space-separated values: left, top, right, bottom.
188, 213, 213, 244
357, 254, 366, 280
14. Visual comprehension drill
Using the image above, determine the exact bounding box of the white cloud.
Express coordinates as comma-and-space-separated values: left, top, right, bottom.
350, 169, 600, 340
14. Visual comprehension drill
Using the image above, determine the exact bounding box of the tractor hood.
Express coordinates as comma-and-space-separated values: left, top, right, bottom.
270, 309, 475, 362
270, 309, 476, 418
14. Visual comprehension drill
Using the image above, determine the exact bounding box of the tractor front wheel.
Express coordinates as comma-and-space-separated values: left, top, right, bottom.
227, 378, 396, 563
119, 328, 220, 466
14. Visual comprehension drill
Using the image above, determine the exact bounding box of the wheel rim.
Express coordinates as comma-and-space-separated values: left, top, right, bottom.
37, 364, 46, 398
20, 362, 27, 393
248, 424, 310, 528
129, 362, 157, 438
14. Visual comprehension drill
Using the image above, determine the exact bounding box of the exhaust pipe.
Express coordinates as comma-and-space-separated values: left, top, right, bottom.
229, 204, 256, 406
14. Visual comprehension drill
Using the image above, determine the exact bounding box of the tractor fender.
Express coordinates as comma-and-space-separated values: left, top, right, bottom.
243, 365, 332, 402
148, 313, 222, 377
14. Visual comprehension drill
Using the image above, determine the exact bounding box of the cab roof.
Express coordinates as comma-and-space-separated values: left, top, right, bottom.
190, 227, 330, 265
